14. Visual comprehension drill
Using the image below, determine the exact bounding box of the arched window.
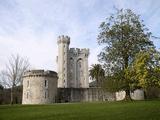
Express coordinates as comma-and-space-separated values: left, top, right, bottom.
70, 58, 74, 71
77, 58, 83, 87
77, 58, 82, 69
70, 58, 74, 80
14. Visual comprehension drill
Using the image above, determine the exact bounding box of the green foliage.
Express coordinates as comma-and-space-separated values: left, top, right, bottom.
129, 51, 160, 90
98, 8, 154, 72
0, 101, 160, 120
105, 70, 126, 92
89, 64, 105, 87
98, 8, 158, 97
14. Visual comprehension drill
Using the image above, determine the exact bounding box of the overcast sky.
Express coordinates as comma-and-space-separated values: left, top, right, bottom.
0, 0, 160, 71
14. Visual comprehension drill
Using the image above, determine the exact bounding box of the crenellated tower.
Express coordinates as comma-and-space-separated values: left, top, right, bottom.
69, 48, 89, 88
57, 35, 70, 88
57, 35, 89, 88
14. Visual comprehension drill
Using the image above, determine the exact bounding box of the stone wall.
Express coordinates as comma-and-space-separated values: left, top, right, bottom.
56, 88, 145, 103
116, 89, 145, 101
0, 86, 22, 104
56, 88, 115, 103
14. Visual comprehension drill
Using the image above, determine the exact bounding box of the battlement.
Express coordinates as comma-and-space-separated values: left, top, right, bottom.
69, 48, 89, 55
23, 70, 58, 78
57, 35, 70, 45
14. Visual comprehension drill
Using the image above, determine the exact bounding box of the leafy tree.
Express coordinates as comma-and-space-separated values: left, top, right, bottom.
104, 70, 126, 93
89, 64, 105, 87
129, 50, 160, 91
0, 54, 30, 104
98, 9, 156, 100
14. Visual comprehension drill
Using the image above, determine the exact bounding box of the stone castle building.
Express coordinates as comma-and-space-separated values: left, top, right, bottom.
22, 70, 57, 104
22, 35, 144, 104
22, 35, 93, 104
57, 35, 89, 88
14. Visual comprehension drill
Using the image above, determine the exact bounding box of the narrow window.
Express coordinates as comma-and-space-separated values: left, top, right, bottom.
27, 80, 29, 88
79, 62, 81, 68
45, 80, 48, 88
45, 91, 46, 99
45, 91, 48, 99
27, 92, 29, 99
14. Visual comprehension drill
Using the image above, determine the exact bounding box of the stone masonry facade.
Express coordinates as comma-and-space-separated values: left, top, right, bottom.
57, 35, 89, 88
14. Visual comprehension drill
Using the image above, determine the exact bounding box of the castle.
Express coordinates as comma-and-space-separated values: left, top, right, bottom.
22, 35, 144, 104
57, 35, 89, 88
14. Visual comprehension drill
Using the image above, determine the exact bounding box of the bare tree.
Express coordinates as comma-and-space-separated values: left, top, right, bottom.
0, 54, 30, 104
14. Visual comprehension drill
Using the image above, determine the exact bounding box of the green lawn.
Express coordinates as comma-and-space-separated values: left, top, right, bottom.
0, 101, 160, 120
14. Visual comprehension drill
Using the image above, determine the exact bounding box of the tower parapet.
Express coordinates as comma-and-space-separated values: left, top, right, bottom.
57, 35, 70, 45
69, 48, 89, 57
23, 70, 57, 78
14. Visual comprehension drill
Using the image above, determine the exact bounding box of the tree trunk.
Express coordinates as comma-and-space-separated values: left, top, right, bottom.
10, 87, 13, 105
125, 89, 132, 101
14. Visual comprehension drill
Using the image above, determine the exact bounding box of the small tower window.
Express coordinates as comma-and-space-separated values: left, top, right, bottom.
27, 92, 29, 99
45, 80, 48, 88
45, 91, 49, 99
27, 80, 29, 88
45, 91, 46, 98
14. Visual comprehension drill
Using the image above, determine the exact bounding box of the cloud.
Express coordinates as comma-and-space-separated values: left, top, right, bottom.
0, 0, 160, 72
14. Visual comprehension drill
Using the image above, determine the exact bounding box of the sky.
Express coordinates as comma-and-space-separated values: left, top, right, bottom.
0, 0, 160, 72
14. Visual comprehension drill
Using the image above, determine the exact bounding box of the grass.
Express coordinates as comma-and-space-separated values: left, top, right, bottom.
0, 100, 160, 120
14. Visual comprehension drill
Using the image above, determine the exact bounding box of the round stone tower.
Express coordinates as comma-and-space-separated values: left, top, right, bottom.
57, 35, 70, 88
22, 70, 58, 104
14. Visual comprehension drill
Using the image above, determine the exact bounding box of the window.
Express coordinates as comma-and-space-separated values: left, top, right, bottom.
45, 80, 48, 88
45, 91, 49, 99
45, 91, 46, 99
27, 80, 29, 88
27, 92, 29, 99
